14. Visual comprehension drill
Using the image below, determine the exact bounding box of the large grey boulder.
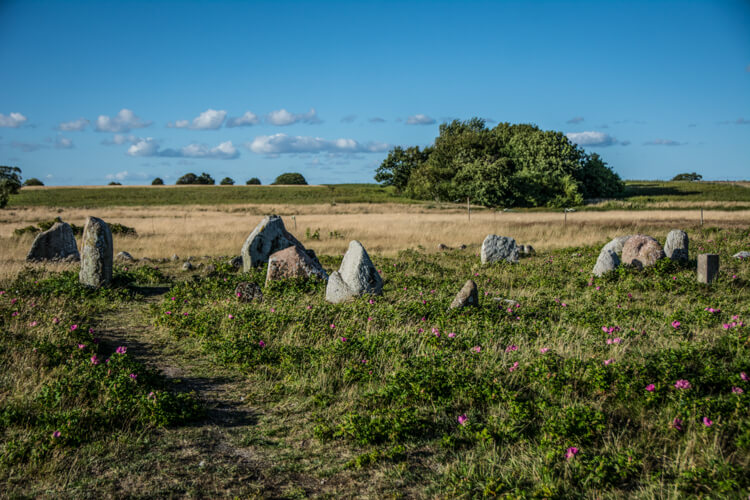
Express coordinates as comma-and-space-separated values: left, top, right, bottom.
449, 280, 478, 309
592, 249, 620, 277
602, 235, 632, 256
622, 234, 666, 270
481, 235, 519, 264
325, 240, 383, 304
26, 222, 80, 262
79, 217, 113, 288
664, 230, 689, 262
265, 245, 328, 286
241, 215, 307, 271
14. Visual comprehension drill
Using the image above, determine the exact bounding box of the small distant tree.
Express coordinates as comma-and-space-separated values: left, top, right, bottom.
176, 173, 197, 185
0, 166, 22, 209
108, 181, 122, 186
196, 172, 215, 185
246, 177, 261, 185
671, 172, 702, 181
152, 177, 164, 185
23, 177, 44, 186
272, 172, 307, 185
220, 177, 235, 185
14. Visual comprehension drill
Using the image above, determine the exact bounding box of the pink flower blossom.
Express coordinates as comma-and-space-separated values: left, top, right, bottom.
340, 337, 347, 342
52, 430, 61, 438
11, 311, 18, 317
604, 359, 614, 365
448, 332, 456, 338
78, 343, 86, 349
645, 384, 655, 392
30, 321, 37, 327
306, 305, 312, 310
565, 447, 579, 459
457, 414, 468, 426
70, 324, 78, 331
471, 346, 481, 353
270, 308, 275, 313
258, 340, 265, 348
702, 417, 713, 427
368, 299, 375, 305
228, 314, 234, 319
741, 372, 748, 381
731, 386, 743, 394
115, 346, 127, 354
368, 317, 373, 322
90, 355, 100, 365
674, 379, 691, 389
53, 317, 60, 324
505, 345, 518, 353
509, 362, 519, 372
129, 373, 137, 380
330, 323, 335, 329
672, 418, 683, 431
540, 347, 549, 354
671, 321, 681, 329
165, 311, 172, 315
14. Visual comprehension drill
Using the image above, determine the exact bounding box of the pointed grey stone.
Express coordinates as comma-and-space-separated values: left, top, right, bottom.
601, 235, 632, 256
449, 280, 478, 309
481, 235, 519, 264
241, 215, 308, 271
79, 217, 113, 288
26, 222, 80, 262
697, 253, 719, 284
325, 240, 383, 303
592, 249, 620, 277
664, 229, 689, 262
182, 261, 194, 271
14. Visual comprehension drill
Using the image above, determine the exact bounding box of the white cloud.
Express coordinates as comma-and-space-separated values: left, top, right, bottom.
643, 139, 683, 146
340, 114, 357, 124
566, 131, 618, 147
566, 116, 584, 124
0, 112, 28, 128
245, 133, 389, 155
106, 171, 130, 181
226, 111, 260, 128
127, 138, 239, 159
58, 118, 89, 131
95, 109, 152, 133
168, 108, 226, 130
55, 136, 74, 149
369, 117, 386, 123
406, 114, 436, 125
266, 108, 322, 126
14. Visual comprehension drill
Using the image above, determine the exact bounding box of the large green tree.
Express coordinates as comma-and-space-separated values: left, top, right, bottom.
0, 166, 22, 208
374, 145, 432, 193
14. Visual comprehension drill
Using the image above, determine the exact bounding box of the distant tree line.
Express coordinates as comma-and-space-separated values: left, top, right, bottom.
374, 118, 625, 207
165, 172, 307, 186
671, 172, 702, 181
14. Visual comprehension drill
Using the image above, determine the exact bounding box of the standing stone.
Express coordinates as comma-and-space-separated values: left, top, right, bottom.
235, 282, 263, 303
26, 222, 80, 262
265, 246, 328, 286
697, 254, 719, 284
733, 251, 750, 260
325, 240, 383, 304
664, 230, 689, 262
182, 261, 194, 271
241, 215, 308, 271
481, 235, 519, 264
449, 280, 479, 309
592, 249, 620, 277
602, 235, 633, 256
79, 217, 113, 288
622, 235, 666, 270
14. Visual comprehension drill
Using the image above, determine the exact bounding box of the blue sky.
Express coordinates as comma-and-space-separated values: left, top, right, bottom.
0, 0, 748, 185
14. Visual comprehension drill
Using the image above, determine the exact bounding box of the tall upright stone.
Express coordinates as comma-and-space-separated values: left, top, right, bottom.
79, 217, 113, 288
664, 229, 689, 262
26, 222, 80, 262
481, 235, 519, 264
449, 280, 479, 309
325, 240, 383, 304
241, 215, 307, 272
697, 254, 719, 284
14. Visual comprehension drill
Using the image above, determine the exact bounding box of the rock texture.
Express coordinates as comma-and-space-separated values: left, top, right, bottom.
664, 230, 689, 262
325, 240, 383, 304
698, 254, 719, 284
622, 235, 665, 269
115, 251, 134, 262
602, 235, 632, 256
241, 215, 308, 271
449, 280, 478, 309
438, 243, 452, 251
519, 244, 536, 256
481, 235, 519, 264
733, 251, 750, 259
228, 256, 243, 269
235, 282, 263, 303
182, 261, 194, 271
79, 217, 113, 288
265, 246, 328, 286
592, 250, 620, 277
26, 222, 80, 262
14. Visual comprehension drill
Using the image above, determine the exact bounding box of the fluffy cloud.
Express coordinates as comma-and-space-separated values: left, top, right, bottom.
106, 171, 130, 181
95, 109, 152, 133
168, 109, 227, 130
566, 116, 584, 124
406, 114, 436, 125
0, 112, 28, 128
226, 111, 260, 128
369, 117, 386, 123
101, 134, 139, 146
245, 134, 389, 155
565, 131, 618, 147
643, 139, 683, 146
127, 138, 239, 159
55, 136, 74, 149
266, 108, 322, 126
58, 118, 89, 131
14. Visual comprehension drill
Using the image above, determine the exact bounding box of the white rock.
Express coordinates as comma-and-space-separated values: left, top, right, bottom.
325, 240, 383, 303
26, 222, 80, 262
664, 229, 689, 262
601, 235, 632, 256
79, 217, 113, 288
480, 235, 519, 264
592, 249, 620, 277
241, 215, 306, 271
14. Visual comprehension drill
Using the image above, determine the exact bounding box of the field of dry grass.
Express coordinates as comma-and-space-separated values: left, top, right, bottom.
2, 203, 748, 279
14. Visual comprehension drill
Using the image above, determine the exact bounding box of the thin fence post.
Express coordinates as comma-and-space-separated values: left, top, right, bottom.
700, 208, 704, 227
292, 215, 297, 230
467, 197, 471, 221
564, 210, 567, 227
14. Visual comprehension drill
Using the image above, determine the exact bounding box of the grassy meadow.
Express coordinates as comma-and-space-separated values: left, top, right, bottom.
0, 182, 749, 497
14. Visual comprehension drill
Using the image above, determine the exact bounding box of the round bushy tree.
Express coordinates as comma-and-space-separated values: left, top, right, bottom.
152, 177, 164, 185
22, 177, 44, 186
220, 177, 235, 185
246, 177, 261, 185
272, 172, 307, 185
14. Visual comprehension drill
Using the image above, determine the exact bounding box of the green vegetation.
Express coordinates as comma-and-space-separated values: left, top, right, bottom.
1, 227, 748, 496
176, 172, 215, 185
273, 172, 307, 185
220, 177, 235, 185
375, 118, 624, 207
151, 177, 164, 185
107, 181, 122, 186
13, 217, 137, 237
22, 178, 44, 187
1, 166, 23, 209
246, 177, 261, 185
672, 172, 703, 182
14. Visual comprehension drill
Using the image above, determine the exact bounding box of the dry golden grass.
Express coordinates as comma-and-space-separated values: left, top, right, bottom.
1, 204, 748, 280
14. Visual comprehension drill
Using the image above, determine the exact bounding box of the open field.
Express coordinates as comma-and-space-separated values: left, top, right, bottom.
7, 180, 750, 210
2, 204, 750, 280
